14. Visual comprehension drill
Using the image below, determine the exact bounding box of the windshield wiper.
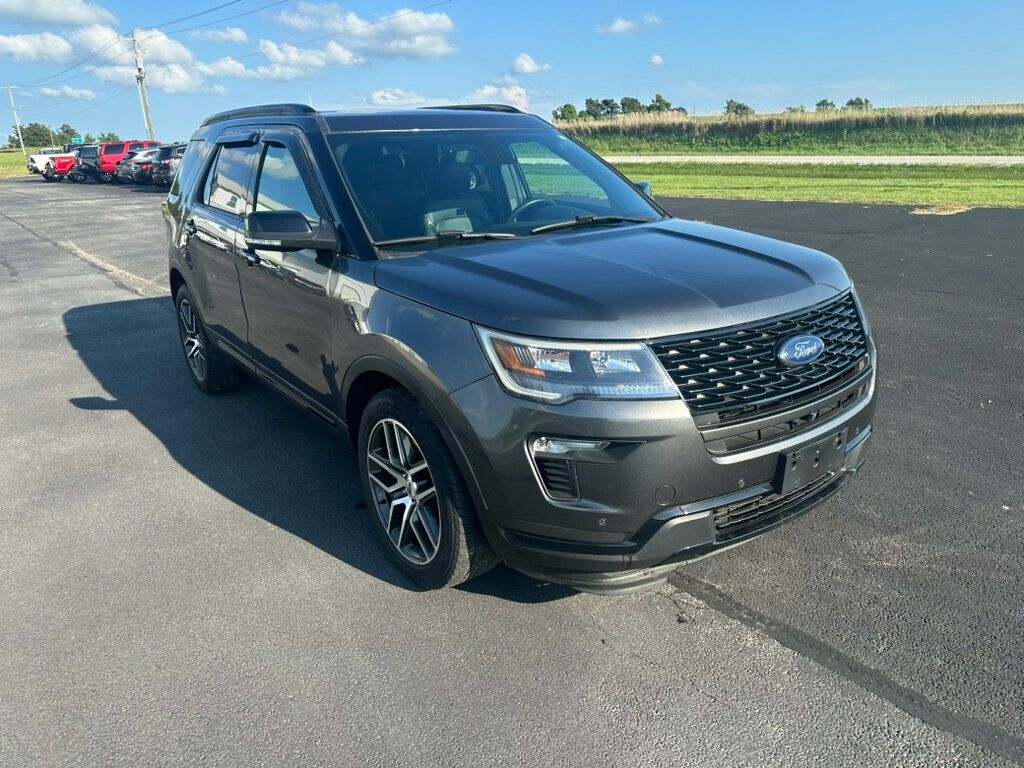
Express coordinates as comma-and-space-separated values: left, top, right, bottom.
530, 215, 655, 235
376, 231, 518, 247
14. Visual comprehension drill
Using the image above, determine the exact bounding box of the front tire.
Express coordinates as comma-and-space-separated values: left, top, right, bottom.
174, 285, 247, 394
358, 388, 497, 589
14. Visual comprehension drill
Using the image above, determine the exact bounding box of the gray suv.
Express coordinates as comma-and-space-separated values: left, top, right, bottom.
164, 103, 876, 594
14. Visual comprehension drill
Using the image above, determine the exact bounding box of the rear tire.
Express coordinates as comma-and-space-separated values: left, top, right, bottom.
174, 285, 247, 395
358, 387, 498, 589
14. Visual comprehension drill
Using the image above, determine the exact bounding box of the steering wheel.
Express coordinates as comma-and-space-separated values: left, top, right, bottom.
510, 198, 557, 222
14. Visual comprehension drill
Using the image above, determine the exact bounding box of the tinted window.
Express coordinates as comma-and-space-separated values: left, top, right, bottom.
204, 144, 258, 216
79, 146, 98, 157
130, 142, 144, 151
104, 143, 125, 154
171, 140, 210, 197
155, 146, 173, 160
254, 143, 319, 224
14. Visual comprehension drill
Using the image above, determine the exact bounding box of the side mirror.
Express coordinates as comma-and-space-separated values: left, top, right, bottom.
635, 181, 653, 197
244, 210, 338, 252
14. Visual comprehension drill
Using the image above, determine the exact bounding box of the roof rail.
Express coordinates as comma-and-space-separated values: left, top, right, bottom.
200, 103, 318, 127
424, 104, 524, 114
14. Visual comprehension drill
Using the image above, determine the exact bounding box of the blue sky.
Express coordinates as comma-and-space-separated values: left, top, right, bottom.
0, 0, 1021, 141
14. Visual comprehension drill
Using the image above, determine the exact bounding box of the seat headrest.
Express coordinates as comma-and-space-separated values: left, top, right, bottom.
437, 163, 474, 196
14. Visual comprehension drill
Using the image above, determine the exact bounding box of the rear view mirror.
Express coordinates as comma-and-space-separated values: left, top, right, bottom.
635, 181, 653, 197
244, 210, 338, 252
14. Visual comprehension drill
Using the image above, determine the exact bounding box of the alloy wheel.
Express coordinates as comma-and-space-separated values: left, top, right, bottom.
366, 418, 441, 565
177, 298, 207, 382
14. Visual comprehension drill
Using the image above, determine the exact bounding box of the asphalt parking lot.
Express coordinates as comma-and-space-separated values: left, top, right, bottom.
1, 175, 1022, 767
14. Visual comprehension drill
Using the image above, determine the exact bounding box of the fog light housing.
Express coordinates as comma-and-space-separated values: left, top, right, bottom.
532, 437, 610, 455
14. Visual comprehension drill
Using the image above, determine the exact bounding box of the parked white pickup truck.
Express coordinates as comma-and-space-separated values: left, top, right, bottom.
26, 148, 68, 174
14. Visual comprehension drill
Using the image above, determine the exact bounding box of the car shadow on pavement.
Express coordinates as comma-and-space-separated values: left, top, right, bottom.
63, 297, 572, 604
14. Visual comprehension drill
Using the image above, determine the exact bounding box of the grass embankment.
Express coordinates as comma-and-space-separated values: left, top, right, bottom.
615, 162, 1024, 208
563, 104, 1024, 155
0, 149, 32, 179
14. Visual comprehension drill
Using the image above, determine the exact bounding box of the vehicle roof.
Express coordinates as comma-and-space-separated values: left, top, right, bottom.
197, 103, 550, 135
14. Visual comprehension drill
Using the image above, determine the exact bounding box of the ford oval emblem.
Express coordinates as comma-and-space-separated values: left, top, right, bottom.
777, 334, 825, 366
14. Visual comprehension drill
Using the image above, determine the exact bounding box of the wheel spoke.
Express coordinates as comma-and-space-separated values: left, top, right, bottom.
416, 506, 439, 550
413, 485, 435, 503
408, 506, 432, 556
369, 470, 403, 494
368, 451, 405, 481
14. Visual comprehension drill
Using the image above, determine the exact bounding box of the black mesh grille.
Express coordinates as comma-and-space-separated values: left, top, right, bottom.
714, 471, 844, 542
650, 292, 869, 423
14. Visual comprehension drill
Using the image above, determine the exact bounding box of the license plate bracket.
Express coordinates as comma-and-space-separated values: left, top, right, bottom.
775, 429, 848, 495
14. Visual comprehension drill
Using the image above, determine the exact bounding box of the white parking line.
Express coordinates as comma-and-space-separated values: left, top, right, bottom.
58, 240, 169, 298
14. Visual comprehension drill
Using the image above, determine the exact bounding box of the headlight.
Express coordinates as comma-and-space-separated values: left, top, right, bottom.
476, 327, 679, 403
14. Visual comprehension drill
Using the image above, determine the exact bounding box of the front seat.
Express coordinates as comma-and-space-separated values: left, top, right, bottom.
423, 164, 492, 234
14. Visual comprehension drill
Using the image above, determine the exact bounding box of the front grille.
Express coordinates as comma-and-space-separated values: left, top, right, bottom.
650, 292, 869, 424
714, 471, 844, 542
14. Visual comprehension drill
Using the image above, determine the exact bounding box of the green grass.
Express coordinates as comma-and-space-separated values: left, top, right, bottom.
0, 149, 32, 179
614, 162, 1024, 208
584, 125, 1024, 155
562, 104, 1024, 155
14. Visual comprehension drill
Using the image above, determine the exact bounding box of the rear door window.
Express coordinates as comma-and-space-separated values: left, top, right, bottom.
129, 142, 144, 151
104, 143, 125, 155
203, 144, 259, 216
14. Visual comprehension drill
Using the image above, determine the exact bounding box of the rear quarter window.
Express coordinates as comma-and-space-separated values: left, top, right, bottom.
170, 140, 212, 198
103, 143, 125, 154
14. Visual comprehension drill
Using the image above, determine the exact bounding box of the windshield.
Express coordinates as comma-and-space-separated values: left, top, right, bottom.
328, 129, 660, 245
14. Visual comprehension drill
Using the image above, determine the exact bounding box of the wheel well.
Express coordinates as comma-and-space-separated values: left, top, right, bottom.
169, 267, 185, 299
345, 371, 403, 445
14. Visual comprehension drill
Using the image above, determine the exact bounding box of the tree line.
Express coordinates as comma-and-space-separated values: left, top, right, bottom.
552, 95, 874, 121
5, 122, 122, 149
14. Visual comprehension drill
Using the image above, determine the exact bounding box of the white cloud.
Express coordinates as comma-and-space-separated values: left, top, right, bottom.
324, 40, 362, 65
260, 39, 326, 68
0, 32, 73, 61
276, 2, 456, 59
467, 75, 529, 112
195, 56, 255, 79
40, 85, 96, 99
598, 13, 662, 35
189, 27, 247, 44
598, 17, 635, 35
0, 0, 115, 26
650, 53, 663, 66
371, 87, 425, 106
511, 52, 550, 75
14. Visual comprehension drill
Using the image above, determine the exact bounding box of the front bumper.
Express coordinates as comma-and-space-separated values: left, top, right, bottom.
440, 356, 877, 594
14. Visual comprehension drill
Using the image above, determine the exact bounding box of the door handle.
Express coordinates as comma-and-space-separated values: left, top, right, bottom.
184, 218, 197, 236
240, 250, 261, 267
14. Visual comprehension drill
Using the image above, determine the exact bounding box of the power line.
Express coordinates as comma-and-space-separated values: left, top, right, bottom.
12, 0, 266, 88
19, 0, 292, 90
17, 80, 137, 119
144, 1, 454, 77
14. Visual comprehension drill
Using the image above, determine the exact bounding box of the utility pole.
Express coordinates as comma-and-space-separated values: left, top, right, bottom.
129, 31, 156, 140
7, 85, 26, 157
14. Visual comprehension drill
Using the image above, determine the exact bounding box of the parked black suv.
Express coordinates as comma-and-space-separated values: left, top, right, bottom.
164, 103, 877, 593
152, 143, 186, 187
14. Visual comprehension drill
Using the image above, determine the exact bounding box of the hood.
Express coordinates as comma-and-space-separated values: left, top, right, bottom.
374, 218, 852, 340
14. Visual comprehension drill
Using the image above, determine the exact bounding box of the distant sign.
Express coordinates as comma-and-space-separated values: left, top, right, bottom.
70, 137, 84, 144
